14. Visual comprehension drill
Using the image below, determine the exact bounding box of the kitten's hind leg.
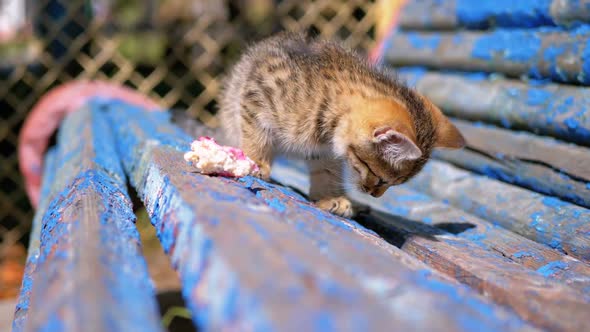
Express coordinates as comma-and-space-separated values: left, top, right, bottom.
307, 159, 354, 218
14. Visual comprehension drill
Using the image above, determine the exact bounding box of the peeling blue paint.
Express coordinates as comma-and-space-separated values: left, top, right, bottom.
541, 197, 569, 210
396, 67, 428, 88
313, 312, 336, 331
536, 261, 569, 277
413, 270, 522, 332
407, 32, 441, 50
581, 36, 590, 83
399, 0, 590, 30
530, 212, 545, 232
393, 192, 431, 203
456, 0, 553, 28
543, 45, 568, 79
472, 30, 542, 62
267, 197, 286, 212
397, 69, 590, 145
15, 108, 162, 332
102, 100, 541, 331
435, 146, 590, 209
408, 159, 590, 260
465, 233, 486, 242
526, 89, 552, 106
387, 25, 590, 84
105, 100, 472, 331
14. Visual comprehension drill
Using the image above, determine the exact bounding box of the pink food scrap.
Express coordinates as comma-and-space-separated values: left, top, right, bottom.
184, 137, 260, 177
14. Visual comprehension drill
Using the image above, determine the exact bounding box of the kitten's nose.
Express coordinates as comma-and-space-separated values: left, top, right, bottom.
371, 190, 385, 198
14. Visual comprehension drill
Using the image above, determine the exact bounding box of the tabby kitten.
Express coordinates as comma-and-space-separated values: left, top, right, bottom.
219, 32, 465, 217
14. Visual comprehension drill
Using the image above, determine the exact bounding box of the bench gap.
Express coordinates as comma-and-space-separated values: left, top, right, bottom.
127, 182, 197, 332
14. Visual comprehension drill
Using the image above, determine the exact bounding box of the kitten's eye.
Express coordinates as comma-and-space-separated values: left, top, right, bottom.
377, 178, 387, 186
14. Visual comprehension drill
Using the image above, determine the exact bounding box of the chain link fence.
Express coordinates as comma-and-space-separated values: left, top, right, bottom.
0, 0, 378, 298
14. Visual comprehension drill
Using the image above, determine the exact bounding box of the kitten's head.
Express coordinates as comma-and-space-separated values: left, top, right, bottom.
338, 95, 465, 197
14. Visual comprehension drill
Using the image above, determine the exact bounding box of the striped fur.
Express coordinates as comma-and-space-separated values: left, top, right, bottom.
219, 32, 464, 217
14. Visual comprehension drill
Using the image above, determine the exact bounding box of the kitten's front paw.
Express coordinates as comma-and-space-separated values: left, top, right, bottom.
316, 196, 354, 218
255, 162, 271, 181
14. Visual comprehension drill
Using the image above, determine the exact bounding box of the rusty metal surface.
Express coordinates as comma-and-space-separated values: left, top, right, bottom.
104, 100, 535, 332
13, 106, 162, 332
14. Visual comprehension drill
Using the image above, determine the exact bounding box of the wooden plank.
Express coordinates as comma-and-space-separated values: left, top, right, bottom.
362, 209, 590, 332
407, 159, 590, 262
398, 0, 457, 30
273, 157, 590, 292
14, 106, 162, 332
171, 110, 453, 272
104, 100, 537, 332
271, 158, 590, 332
354, 185, 590, 291
419, 118, 590, 208
453, 119, 590, 181
398, 0, 590, 30
435, 146, 590, 208
396, 69, 590, 146
383, 28, 590, 85
12, 148, 57, 332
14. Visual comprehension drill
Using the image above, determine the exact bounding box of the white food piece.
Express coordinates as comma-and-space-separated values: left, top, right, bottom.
184, 137, 259, 178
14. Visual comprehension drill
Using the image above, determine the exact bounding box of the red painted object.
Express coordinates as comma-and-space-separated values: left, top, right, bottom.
369, 0, 407, 64
18, 80, 163, 208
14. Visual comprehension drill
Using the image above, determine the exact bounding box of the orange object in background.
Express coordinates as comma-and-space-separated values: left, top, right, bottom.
0, 244, 26, 299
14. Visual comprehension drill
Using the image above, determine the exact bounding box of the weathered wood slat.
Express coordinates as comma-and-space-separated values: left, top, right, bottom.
105, 100, 536, 332
407, 160, 590, 262
399, 0, 590, 30
453, 119, 590, 181
273, 157, 590, 290
272, 158, 590, 332
172, 111, 444, 275
13, 148, 57, 332
14, 106, 162, 332
430, 118, 590, 208
435, 146, 590, 208
353, 186, 590, 293
395, 69, 590, 145
366, 215, 590, 332
383, 28, 590, 84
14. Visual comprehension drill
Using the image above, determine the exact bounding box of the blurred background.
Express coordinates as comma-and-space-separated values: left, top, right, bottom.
0, 0, 381, 329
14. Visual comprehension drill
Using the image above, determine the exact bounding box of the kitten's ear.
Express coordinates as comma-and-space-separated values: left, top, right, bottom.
421, 96, 466, 149
373, 127, 422, 164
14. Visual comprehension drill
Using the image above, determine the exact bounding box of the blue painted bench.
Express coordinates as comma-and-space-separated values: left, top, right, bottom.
10, 94, 589, 331
12, 2, 590, 331
13, 98, 541, 332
